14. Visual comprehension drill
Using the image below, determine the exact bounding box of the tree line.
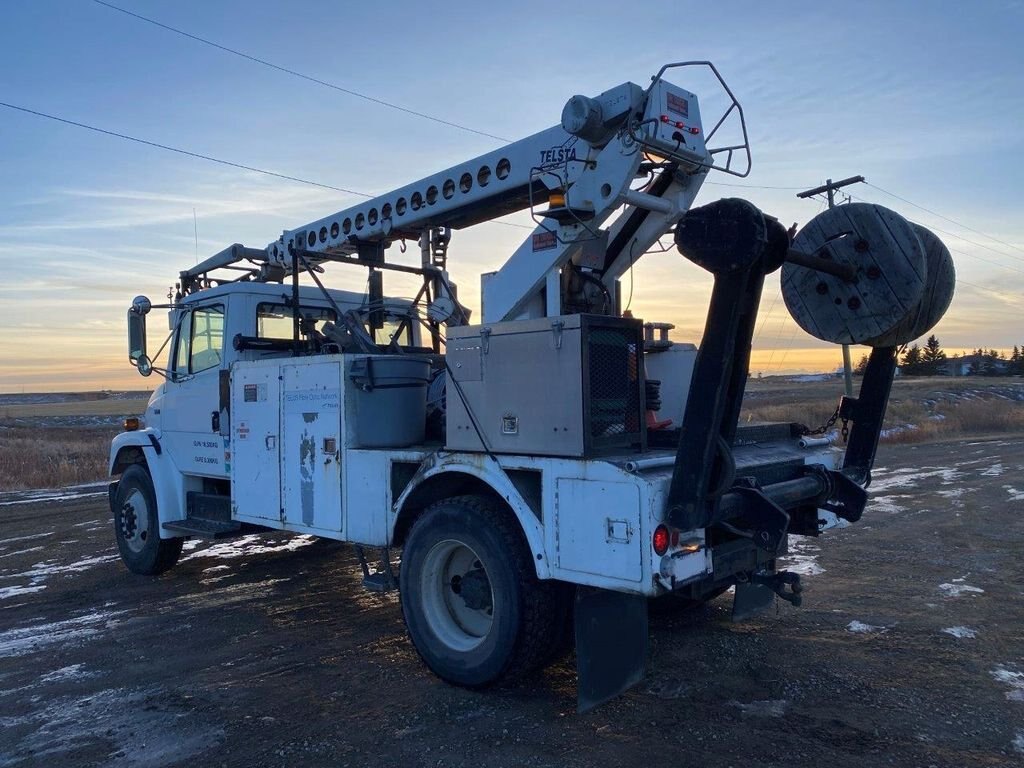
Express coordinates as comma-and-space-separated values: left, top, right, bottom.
854, 335, 1024, 376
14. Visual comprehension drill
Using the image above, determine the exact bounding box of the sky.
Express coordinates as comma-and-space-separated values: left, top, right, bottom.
1, 0, 1023, 392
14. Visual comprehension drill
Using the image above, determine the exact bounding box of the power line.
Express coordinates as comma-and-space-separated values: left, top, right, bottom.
704, 181, 809, 190
0, 100, 534, 231
846, 192, 1024, 275
91, 0, 510, 144
0, 101, 367, 196
865, 181, 1024, 258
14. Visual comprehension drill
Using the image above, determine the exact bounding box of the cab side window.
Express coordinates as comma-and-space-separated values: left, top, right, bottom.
189, 305, 225, 373
173, 305, 224, 376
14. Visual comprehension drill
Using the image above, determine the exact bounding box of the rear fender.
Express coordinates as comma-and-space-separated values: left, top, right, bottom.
392, 453, 550, 579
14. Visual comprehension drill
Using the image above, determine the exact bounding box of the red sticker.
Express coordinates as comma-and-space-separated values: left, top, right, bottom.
532, 231, 557, 251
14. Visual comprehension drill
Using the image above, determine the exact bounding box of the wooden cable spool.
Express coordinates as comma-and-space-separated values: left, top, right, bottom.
860, 224, 955, 347
781, 203, 926, 345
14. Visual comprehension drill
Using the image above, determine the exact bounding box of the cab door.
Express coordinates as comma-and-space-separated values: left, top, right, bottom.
161, 303, 228, 478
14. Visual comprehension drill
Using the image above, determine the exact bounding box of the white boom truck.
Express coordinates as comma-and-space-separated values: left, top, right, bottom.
112, 62, 954, 710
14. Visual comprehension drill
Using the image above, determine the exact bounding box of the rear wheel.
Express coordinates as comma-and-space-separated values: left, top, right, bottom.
113, 465, 183, 575
399, 495, 565, 687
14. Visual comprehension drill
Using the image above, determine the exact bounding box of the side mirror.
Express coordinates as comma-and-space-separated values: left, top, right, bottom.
128, 295, 150, 373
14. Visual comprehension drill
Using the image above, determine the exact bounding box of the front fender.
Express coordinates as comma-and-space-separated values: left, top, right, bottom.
393, 453, 551, 580
109, 429, 185, 539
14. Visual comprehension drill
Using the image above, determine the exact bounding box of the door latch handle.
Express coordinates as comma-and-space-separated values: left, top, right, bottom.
211, 411, 220, 432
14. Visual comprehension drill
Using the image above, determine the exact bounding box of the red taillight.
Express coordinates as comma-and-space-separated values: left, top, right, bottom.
653, 524, 670, 556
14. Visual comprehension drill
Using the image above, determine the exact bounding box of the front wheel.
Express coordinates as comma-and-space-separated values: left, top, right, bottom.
399, 495, 565, 687
113, 465, 183, 575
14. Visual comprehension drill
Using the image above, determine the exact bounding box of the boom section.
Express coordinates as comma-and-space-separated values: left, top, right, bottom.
264, 78, 713, 271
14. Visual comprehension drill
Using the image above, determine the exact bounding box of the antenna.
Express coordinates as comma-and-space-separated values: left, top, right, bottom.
193, 207, 199, 264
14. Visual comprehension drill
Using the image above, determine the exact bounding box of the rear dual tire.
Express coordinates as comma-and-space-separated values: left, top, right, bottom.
399, 495, 569, 687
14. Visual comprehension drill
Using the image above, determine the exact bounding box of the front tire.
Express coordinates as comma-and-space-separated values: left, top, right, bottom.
399, 495, 564, 687
113, 465, 183, 575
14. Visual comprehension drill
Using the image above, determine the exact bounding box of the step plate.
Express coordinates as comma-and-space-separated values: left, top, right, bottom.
163, 518, 241, 539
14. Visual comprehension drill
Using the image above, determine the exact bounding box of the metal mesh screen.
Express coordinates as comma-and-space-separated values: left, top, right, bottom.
586, 326, 643, 447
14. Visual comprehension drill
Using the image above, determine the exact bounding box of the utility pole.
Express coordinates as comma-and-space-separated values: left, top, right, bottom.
797, 175, 865, 396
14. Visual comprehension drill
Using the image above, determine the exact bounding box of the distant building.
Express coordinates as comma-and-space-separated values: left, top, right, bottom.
944, 353, 1010, 376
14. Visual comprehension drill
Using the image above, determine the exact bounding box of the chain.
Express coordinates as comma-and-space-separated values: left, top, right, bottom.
798, 404, 850, 442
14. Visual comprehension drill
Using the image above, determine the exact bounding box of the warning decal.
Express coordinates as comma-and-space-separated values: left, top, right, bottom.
666, 92, 689, 118
532, 231, 557, 252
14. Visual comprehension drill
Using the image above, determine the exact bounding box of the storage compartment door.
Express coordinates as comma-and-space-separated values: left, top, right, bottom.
281, 362, 343, 533
231, 366, 281, 522
555, 479, 642, 583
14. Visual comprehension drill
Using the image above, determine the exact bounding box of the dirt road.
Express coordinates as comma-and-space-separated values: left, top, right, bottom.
1, 439, 1022, 767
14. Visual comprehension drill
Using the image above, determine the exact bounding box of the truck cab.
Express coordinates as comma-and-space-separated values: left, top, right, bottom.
136, 283, 424, 479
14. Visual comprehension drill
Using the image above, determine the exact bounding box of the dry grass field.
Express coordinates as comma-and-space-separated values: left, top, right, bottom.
0, 378, 1021, 492
0, 426, 117, 491
0, 398, 147, 420
0, 392, 148, 491
742, 375, 1024, 443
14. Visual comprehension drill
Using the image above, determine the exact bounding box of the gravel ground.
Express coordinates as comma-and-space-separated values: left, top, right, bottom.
0, 438, 1022, 767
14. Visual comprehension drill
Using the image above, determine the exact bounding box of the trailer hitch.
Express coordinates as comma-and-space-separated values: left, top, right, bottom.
751, 570, 803, 607
733, 570, 803, 622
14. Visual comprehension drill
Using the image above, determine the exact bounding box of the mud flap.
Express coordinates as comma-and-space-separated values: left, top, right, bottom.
732, 582, 775, 622
574, 587, 647, 713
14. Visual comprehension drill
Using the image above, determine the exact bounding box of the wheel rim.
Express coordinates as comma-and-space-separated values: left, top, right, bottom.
420, 539, 494, 652
119, 488, 150, 554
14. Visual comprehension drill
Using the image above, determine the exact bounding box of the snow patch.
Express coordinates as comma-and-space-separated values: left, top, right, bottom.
0, 584, 47, 601
869, 467, 962, 493
1004, 486, 1024, 502
181, 533, 316, 561
39, 664, 101, 684
0, 546, 46, 560
0, 481, 108, 507
0, 532, 54, 546
847, 620, 887, 634
1014, 731, 1024, 754
981, 463, 1005, 477
991, 666, 1024, 702
880, 424, 918, 439
728, 699, 788, 717
15, 553, 119, 583
869, 494, 910, 514
0, 610, 128, 658
780, 535, 823, 576
939, 583, 984, 597
941, 626, 977, 639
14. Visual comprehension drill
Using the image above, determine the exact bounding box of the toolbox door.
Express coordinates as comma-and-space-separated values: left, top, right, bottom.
230, 365, 281, 522
281, 361, 344, 533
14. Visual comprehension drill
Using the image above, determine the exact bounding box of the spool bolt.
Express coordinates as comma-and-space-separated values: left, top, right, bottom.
847, 296, 861, 310
834, 297, 843, 305
816, 281, 829, 295
854, 239, 869, 253
866, 265, 881, 280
